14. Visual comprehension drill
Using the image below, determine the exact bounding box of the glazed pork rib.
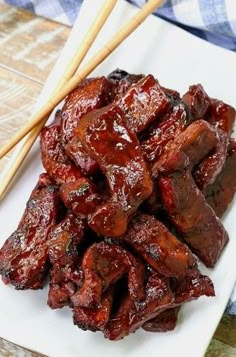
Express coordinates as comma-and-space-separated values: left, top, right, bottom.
61, 77, 110, 175
107, 68, 144, 101
193, 129, 228, 190
61, 77, 110, 146
142, 307, 181, 333
142, 272, 215, 333
103, 270, 174, 340
71, 241, 145, 308
76, 104, 153, 237
208, 98, 235, 136
159, 170, 229, 267
73, 289, 114, 332
204, 140, 236, 218
153, 121, 229, 267
181, 84, 210, 120
65, 72, 150, 176
40, 112, 83, 184
141, 103, 189, 163
0, 174, 60, 289
141, 84, 211, 163
60, 178, 102, 218
65, 139, 99, 176
120, 213, 197, 278
173, 272, 215, 305
117, 74, 170, 134
48, 212, 84, 309
103, 268, 214, 340
193, 98, 235, 190
151, 119, 219, 173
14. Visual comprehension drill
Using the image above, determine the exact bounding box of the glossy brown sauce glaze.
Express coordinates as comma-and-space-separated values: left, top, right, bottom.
76, 104, 153, 237
0, 174, 60, 289
0, 69, 235, 340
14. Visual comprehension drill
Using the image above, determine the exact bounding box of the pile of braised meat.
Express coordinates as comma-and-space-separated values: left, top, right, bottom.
0, 69, 236, 340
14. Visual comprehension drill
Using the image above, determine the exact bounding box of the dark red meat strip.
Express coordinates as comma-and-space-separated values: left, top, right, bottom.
117, 75, 170, 134
76, 104, 153, 237
151, 120, 229, 266
142, 307, 180, 333
173, 273, 215, 305
159, 170, 229, 267
204, 140, 236, 217
40, 115, 82, 184
208, 98, 235, 136
143, 271, 214, 333
107, 68, 143, 101
48, 213, 84, 309
73, 289, 114, 332
71, 242, 145, 308
61, 77, 110, 145
142, 104, 189, 163
65, 139, 99, 176
152, 120, 218, 178
121, 214, 197, 278
61, 77, 110, 175
142, 84, 211, 163
103, 270, 174, 340
194, 99, 235, 190
60, 178, 102, 218
182, 84, 210, 120
194, 129, 228, 190
0, 174, 60, 289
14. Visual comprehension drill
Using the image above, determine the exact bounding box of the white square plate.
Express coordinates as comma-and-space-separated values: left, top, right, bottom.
0, 1, 236, 356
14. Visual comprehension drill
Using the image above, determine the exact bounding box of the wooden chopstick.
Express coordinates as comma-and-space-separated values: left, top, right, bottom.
0, 0, 117, 199
0, 0, 163, 160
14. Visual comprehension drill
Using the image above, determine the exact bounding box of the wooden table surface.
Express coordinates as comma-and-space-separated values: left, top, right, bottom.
0, 3, 235, 356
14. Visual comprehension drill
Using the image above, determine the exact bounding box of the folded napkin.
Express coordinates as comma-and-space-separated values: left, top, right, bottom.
3, 0, 236, 314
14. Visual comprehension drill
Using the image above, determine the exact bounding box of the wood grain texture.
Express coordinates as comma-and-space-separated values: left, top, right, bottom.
0, 337, 43, 357
0, 66, 42, 174
0, 3, 70, 83
206, 339, 236, 357
214, 314, 236, 347
0, 3, 235, 357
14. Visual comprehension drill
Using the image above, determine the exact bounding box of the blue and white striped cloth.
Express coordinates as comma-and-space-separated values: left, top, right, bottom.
4, 0, 236, 51
2, 0, 236, 314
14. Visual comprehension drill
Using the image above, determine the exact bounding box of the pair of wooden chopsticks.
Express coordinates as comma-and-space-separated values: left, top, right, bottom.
0, 0, 163, 199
